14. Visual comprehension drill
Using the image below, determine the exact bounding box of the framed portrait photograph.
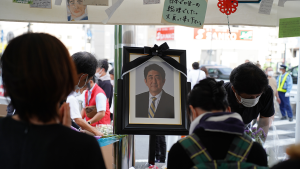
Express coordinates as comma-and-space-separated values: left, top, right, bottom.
116, 46, 190, 135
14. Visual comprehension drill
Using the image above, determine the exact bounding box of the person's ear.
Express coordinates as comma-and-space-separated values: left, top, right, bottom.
144, 78, 147, 84
231, 86, 236, 93
189, 105, 197, 120
226, 106, 231, 112
78, 73, 88, 80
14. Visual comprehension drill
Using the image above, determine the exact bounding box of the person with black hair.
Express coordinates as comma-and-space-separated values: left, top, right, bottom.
96, 59, 113, 109
167, 78, 268, 169
82, 75, 111, 126
187, 62, 206, 89
135, 64, 174, 118
67, 52, 103, 136
224, 62, 274, 136
0, 33, 105, 168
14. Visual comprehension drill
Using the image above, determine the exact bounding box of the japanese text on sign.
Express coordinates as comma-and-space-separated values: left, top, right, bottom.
156, 27, 174, 41
194, 28, 253, 41
162, 0, 207, 28
279, 17, 300, 38
30, 0, 52, 8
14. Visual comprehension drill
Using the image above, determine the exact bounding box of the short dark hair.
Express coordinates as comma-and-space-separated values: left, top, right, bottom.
1, 33, 77, 123
72, 52, 97, 78
109, 68, 114, 75
98, 59, 109, 72
230, 62, 268, 94
192, 62, 199, 69
144, 64, 166, 80
188, 78, 229, 112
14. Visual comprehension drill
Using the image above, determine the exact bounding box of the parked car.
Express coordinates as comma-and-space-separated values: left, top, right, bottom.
289, 66, 298, 84
200, 65, 232, 80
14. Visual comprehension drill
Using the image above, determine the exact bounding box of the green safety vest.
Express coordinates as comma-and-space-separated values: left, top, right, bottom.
277, 73, 289, 92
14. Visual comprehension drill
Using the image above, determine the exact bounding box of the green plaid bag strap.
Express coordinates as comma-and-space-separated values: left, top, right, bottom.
225, 134, 253, 162
179, 133, 212, 164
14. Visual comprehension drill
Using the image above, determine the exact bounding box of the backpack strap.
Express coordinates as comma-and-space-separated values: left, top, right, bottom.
179, 133, 212, 164
225, 134, 253, 162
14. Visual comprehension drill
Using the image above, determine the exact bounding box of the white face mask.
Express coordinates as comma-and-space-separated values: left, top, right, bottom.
95, 72, 101, 79
110, 79, 114, 86
234, 93, 261, 108
279, 70, 283, 74
267, 71, 274, 77
75, 74, 88, 90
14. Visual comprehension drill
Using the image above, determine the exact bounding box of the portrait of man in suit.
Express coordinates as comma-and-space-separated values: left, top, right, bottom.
136, 64, 175, 118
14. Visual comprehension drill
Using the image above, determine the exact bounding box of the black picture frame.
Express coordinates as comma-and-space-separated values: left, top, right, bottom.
116, 46, 190, 135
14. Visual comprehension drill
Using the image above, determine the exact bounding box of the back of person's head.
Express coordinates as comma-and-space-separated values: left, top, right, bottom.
192, 62, 199, 69
98, 59, 109, 72
230, 62, 268, 94
1, 33, 77, 123
72, 52, 97, 78
109, 68, 114, 75
144, 64, 165, 80
188, 78, 229, 112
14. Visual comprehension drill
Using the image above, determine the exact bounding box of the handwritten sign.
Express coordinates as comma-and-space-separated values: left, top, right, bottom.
144, 0, 160, 5
162, 0, 207, 28
279, 17, 300, 38
278, 0, 300, 7
258, 0, 273, 15
30, 0, 51, 8
13, 0, 33, 4
83, 0, 109, 6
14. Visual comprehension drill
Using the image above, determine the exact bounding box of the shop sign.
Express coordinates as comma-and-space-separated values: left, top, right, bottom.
156, 27, 174, 41
194, 28, 253, 41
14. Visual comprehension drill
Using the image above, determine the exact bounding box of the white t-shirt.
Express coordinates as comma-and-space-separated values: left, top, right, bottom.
187, 69, 206, 89
83, 84, 107, 112
66, 92, 82, 120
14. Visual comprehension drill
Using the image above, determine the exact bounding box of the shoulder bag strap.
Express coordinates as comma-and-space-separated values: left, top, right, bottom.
224, 135, 253, 162
179, 133, 212, 164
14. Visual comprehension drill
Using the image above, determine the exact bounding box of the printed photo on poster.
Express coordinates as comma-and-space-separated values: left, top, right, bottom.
135, 62, 174, 118
129, 55, 181, 125
66, 0, 88, 21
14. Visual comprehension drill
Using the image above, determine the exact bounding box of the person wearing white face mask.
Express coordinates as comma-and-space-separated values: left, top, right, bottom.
66, 52, 103, 136
223, 62, 274, 138
167, 78, 268, 169
96, 59, 113, 121
276, 65, 293, 122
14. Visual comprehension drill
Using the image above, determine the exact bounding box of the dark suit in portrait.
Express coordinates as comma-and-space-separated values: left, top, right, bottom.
135, 90, 174, 118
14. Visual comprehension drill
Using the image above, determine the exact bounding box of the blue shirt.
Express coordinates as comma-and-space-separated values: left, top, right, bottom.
276, 72, 293, 93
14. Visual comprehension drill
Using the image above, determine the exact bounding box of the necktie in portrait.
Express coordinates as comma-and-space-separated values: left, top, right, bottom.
148, 97, 157, 118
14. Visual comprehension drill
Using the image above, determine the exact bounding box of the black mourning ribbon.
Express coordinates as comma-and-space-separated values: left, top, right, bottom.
122, 42, 187, 77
